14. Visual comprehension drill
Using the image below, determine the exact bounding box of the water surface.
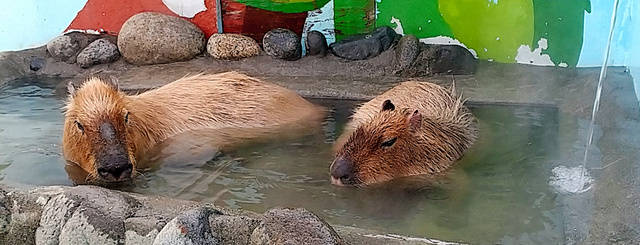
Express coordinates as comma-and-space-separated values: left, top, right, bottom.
0, 78, 566, 244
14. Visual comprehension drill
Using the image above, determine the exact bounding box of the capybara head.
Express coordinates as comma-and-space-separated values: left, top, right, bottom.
63, 76, 135, 183
331, 100, 431, 186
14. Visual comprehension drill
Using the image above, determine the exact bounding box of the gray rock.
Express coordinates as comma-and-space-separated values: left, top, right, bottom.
46, 32, 103, 64
36, 185, 134, 244
58, 209, 119, 244
126, 229, 159, 244
77, 38, 120, 68
330, 26, 398, 60
305, 31, 328, 57
118, 12, 205, 65
210, 214, 261, 244
46, 35, 80, 63
29, 56, 45, 71
330, 37, 382, 61
207, 34, 261, 60
250, 207, 343, 245
406, 44, 477, 76
0, 185, 443, 245
263, 28, 302, 61
153, 207, 221, 245
369, 26, 398, 51
0, 189, 10, 239
393, 35, 419, 75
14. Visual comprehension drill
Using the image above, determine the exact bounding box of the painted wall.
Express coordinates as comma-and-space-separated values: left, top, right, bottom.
0, 0, 86, 52
0, 0, 637, 69
626, 1, 640, 102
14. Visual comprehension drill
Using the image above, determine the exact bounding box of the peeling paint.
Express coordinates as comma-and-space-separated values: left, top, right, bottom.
390, 16, 404, 35
162, 0, 207, 18
419, 36, 478, 58
515, 38, 555, 66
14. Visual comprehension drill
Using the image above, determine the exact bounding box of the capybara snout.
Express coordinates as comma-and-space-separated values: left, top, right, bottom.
330, 156, 355, 186
94, 122, 133, 181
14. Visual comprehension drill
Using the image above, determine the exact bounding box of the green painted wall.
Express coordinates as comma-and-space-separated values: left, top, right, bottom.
238, 0, 593, 67
439, 0, 534, 63
235, 0, 331, 13
532, 0, 591, 67
333, 0, 375, 40
376, 0, 453, 38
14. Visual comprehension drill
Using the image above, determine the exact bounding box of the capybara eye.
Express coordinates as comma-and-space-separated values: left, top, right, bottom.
124, 111, 130, 124
74, 120, 84, 133
381, 137, 397, 148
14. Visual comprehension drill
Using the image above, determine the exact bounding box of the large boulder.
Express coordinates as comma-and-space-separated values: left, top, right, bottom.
305, 30, 328, 57
76, 38, 120, 68
262, 28, 302, 61
330, 26, 398, 60
207, 34, 260, 60
118, 12, 205, 65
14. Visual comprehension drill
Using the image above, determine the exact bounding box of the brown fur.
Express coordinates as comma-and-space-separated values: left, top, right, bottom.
332, 81, 478, 186
63, 72, 324, 181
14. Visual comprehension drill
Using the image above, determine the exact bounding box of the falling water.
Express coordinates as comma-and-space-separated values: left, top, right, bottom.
580, 0, 621, 192
550, 0, 621, 194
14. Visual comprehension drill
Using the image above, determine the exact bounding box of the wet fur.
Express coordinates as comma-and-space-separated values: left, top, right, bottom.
334, 81, 478, 185
63, 72, 324, 179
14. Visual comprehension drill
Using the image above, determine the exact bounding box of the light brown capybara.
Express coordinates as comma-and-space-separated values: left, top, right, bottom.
63, 72, 324, 183
330, 81, 478, 186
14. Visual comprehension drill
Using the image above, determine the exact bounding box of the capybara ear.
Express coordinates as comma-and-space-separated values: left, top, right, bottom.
381, 99, 395, 112
67, 81, 76, 98
408, 110, 422, 130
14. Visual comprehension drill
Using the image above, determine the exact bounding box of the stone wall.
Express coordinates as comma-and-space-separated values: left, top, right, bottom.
0, 185, 453, 245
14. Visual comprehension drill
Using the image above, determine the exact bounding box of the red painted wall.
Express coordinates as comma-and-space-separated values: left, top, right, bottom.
66, 0, 306, 41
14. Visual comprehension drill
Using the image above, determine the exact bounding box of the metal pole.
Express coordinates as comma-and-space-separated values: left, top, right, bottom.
216, 0, 223, 33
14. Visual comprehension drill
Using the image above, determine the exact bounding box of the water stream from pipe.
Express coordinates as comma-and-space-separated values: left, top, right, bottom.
579, 0, 621, 193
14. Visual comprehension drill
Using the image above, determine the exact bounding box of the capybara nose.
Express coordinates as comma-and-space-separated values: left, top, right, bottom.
97, 164, 132, 182
330, 156, 354, 185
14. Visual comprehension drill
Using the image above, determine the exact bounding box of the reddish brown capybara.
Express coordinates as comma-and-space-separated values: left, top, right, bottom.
63, 72, 324, 183
330, 81, 478, 186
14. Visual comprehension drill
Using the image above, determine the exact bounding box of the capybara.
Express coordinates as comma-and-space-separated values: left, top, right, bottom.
63, 72, 324, 183
330, 81, 477, 186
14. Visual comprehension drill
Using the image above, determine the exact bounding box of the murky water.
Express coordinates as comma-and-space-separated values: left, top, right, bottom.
0, 78, 568, 244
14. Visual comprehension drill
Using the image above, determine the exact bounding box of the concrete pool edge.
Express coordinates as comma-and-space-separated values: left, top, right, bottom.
0, 184, 459, 245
